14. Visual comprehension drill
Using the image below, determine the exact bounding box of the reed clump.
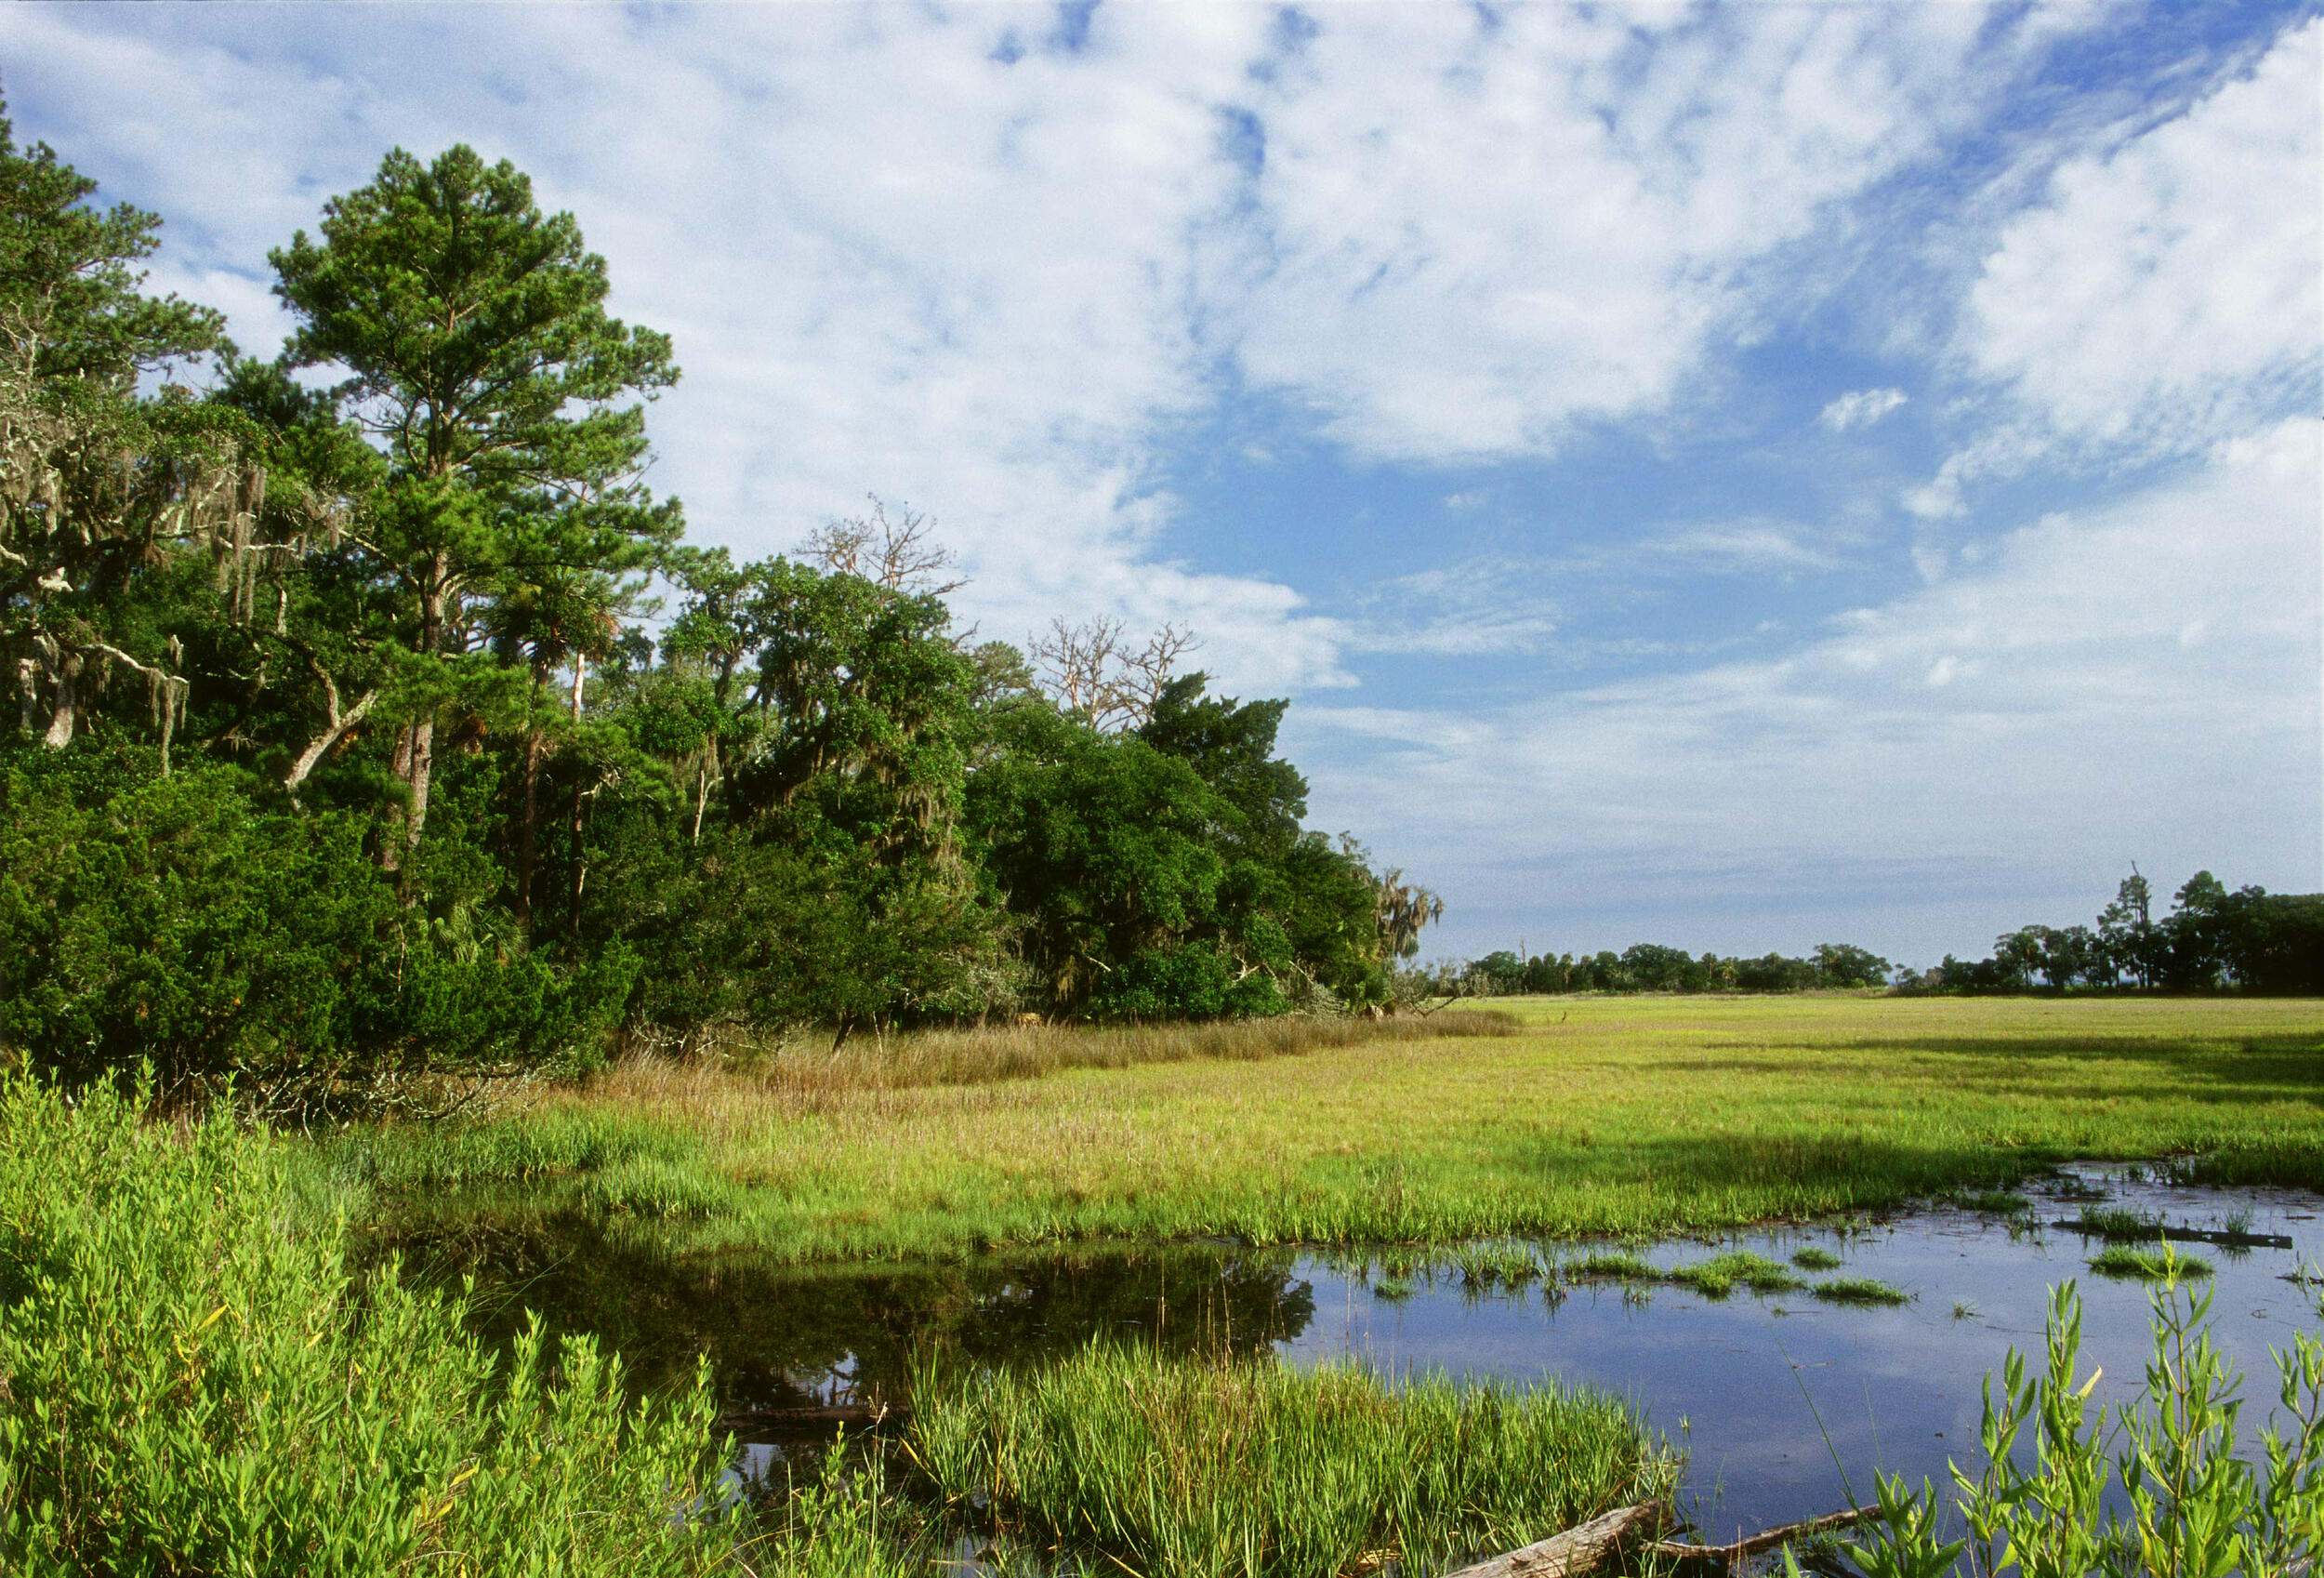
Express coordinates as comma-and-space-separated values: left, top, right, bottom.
905, 1343, 1677, 1578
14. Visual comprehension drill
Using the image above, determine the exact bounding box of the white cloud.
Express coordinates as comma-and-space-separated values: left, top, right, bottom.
1818, 388, 1908, 431
1227, 5, 2087, 463
1937, 16, 2321, 486
0, 3, 1352, 695
1298, 419, 2324, 958
1650, 524, 1842, 575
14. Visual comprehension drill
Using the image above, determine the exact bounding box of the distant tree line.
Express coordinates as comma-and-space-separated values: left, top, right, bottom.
1898, 868, 2324, 996
0, 122, 1441, 1105
1434, 866, 2323, 1001
1427, 941, 1894, 998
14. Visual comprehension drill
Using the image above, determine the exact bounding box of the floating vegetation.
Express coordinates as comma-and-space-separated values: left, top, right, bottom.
1790, 1246, 1844, 1271
1566, 1250, 1660, 1282
1371, 1275, 1417, 1303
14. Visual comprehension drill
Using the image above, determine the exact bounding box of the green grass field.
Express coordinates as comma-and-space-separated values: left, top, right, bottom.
338, 994, 2324, 1262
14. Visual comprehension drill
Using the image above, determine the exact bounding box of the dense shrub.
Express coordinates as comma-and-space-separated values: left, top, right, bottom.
0, 747, 632, 1103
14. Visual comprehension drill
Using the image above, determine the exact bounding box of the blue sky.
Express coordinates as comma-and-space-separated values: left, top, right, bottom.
7, 0, 2318, 964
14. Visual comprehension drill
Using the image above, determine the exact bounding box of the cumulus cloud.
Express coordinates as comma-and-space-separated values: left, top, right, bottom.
0, 3, 1354, 692
1227, 5, 2087, 463
1919, 15, 2322, 508
1297, 420, 2323, 958
1818, 388, 1908, 431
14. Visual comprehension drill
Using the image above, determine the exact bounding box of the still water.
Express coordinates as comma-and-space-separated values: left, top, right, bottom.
390, 1166, 2321, 1545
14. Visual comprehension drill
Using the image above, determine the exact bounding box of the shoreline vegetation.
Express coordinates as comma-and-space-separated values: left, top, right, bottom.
7, 1014, 2322, 1575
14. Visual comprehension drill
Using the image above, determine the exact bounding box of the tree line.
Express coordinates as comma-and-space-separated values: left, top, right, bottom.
0, 121, 1442, 1104
1427, 942, 1894, 998
1901, 868, 2324, 995
1433, 866, 2323, 999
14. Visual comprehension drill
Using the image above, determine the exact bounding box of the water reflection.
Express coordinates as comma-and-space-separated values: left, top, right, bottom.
373, 1166, 2322, 1545
371, 1218, 1317, 1425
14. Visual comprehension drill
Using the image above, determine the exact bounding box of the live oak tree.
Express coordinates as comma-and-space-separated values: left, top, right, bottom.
270, 145, 680, 870
0, 112, 239, 762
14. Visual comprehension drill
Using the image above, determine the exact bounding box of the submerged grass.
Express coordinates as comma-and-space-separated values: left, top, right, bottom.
1790, 1246, 1845, 1271
904, 1343, 1678, 1578
333, 995, 2324, 1263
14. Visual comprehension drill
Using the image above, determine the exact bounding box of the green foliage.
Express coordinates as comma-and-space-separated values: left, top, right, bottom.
0, 1074, 740, 1575
2, 115, 1431, 1093
905, 1343, 1676, 1578
1832, 1280, 2324, 1577
0, 745, 632, 1102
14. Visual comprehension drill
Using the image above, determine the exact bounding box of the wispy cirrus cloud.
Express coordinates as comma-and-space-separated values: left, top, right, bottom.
1818, 388, 1908, 432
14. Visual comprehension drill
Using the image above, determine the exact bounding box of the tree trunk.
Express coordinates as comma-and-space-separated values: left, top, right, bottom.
41, 646, 80, 749
566, 653, 588, 936
515, 721, 544, 938
284, 685, 377, 802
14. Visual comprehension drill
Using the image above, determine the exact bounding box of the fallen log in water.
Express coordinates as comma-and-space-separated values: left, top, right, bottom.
1641, 1506, 1877, 1569
2052, 1219, 2292, 1251
1449, 1503, 1878, 1578
1442, 1504, 1667, 1577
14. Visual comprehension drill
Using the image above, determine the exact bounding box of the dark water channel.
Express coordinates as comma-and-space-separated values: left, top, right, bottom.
384, 1167, 2323, 1548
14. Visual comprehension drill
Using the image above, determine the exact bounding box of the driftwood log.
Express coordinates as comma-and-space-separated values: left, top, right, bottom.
1449, 1504, 1875, 1578
1643, 1505, 1876, 1569
1443, 1504, 1667, 1577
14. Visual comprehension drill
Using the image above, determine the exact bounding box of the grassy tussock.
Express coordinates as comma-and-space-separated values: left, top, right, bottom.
2089, 1243, 2214, 1281
1811, 1277, 1912, 1306
905, 1344, 1677, 1578
0, 1076, 741, 1576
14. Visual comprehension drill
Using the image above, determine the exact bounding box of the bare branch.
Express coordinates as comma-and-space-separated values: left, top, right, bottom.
802, 496, 966, 596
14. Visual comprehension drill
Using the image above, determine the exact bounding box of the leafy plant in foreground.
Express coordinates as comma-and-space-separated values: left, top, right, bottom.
1828, 1278, 2324, 1577
0, 1074, 742, 1575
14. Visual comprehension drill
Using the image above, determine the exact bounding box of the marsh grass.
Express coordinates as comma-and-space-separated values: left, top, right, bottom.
1790, 1246, 1845, 1271
1449, 1240, 1544, 1293
2089, 1242, 2214, 1281
1953, 1189, 2034, 1215
1811, 1277, 1911, 1306
726, 1011, 1521, 1097
1669, 1251, 1804, 1299
2067, 1207, 2167, 1241
903, 1343, 1677, 1578
333, 996, 2324, 1263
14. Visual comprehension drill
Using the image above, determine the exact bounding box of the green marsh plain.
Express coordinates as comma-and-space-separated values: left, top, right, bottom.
340, 993, 2324, 1262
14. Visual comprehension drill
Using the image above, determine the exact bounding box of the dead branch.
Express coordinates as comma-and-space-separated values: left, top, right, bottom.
1642, 1506, 1877, 1570
801, 495, 965, 596
1444, 1503, 1666, 1577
